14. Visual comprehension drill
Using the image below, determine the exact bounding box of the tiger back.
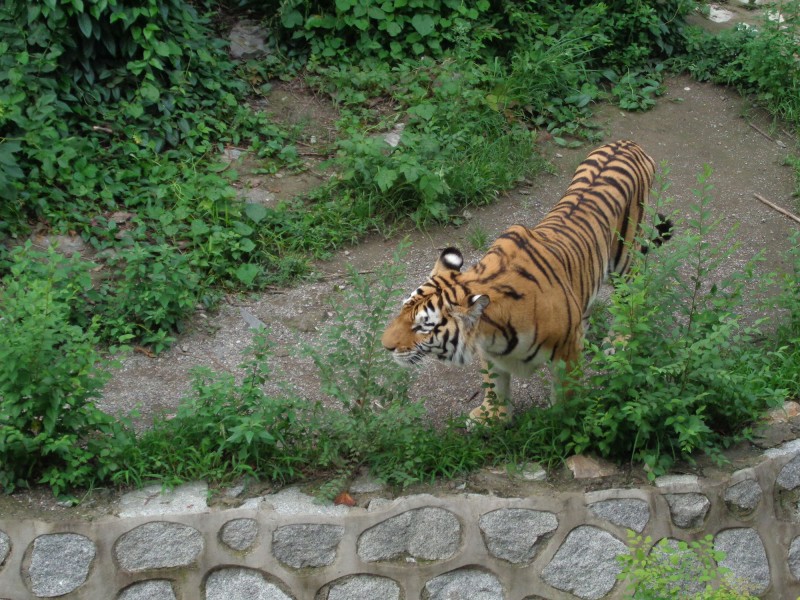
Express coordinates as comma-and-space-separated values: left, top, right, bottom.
382, 140, 665, 424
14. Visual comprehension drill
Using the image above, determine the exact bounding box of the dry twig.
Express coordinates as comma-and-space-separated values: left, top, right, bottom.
754, 193, 800, 225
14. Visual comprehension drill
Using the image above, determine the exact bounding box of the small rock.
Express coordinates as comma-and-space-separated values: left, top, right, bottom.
767, 400, 800, 423
664, 493, 711, 529
520, 465, 547, 481
222, 147, 245, 162
565, 455, 618, 479
383, 123, 405, 148
350, 474, 385, 494
654, 474, 699, 488
240, 307, 267, 330
229, 20, 268, 59
31, 233, 88, 257
707, 6, 734, 23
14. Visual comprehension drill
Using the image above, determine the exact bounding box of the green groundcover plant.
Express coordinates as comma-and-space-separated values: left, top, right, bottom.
618, 532, 759, 599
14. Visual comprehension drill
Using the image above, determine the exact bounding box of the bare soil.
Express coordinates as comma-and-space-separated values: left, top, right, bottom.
7, 7, 800, 516
100, 72, 799, 431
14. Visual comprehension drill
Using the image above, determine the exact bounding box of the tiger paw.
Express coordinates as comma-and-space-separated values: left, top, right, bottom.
466, 403, 512, 430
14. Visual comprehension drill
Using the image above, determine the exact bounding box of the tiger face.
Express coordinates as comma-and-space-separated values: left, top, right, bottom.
381, 248, 489, 367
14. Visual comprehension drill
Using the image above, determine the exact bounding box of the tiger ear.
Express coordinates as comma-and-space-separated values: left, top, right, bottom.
430, 247, 463, 277
457, 294, 488, 330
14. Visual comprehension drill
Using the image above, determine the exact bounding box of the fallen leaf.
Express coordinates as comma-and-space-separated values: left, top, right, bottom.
334, 491, 356, 506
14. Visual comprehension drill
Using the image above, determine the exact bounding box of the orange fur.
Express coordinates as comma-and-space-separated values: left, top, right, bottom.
382, 140, 662, 424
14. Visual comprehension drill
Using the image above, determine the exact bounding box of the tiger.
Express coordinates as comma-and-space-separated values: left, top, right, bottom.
381, 140, 672, 425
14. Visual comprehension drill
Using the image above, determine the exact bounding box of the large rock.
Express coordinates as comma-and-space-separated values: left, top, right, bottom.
479, 508, 558, 564
357, 508, 461, 562
118, 580, 177, 600
206, 568, 293, 600
588, 498, 650, 533
263, 487, 351, 517
646, 538, 706, 596
423, 568, 504, 600
789, 536, 800, 581
777, 454, 800, 490
323, 575, 401, 600
664, 493, 711, 529
115, 522, 203, 572
220, 518, 260, 552
714, 528, 770, 595
27, 533, 95, 597
0, 531, 9, 568
117, 482, 208, 518
541, 526, 626, 600
723, 479, 762, 516
272, 524, 344, 568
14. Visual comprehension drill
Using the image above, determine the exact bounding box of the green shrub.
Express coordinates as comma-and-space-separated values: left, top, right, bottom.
552, 166, 786, 477
0, 245, 130, 497
97, 242, 202, 352
762, 232, 800, 399
618, 532, 759, 599
305, 244, 413, 412
114, 330, 314, 488
320, 57, 545, 225
674, 2, 800, 129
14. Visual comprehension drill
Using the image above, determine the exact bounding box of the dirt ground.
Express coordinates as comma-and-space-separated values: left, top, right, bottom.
7, 7, 800, 516
99, 72, 799, 430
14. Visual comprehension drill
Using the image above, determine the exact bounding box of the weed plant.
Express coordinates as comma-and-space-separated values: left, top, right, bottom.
114, 331, 314, 488
0, 245, 130, 497
305, 244, 413, 412
618, 532, 758, 599
549, 166, 787, 477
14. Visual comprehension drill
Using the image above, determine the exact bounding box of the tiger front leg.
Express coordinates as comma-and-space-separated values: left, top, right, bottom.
467, 361, 512, 426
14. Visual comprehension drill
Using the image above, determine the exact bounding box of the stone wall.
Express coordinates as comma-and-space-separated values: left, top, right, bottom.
3, 439, 800, 599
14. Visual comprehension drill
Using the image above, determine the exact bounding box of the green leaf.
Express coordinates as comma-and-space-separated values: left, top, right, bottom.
408, 103, 436, 120
77, 13, 92, 37
375, 168, 398, 191
244, 203, 268, 224
281, 10, 303, 28
190, 219, 210, 236
126, 102, 144, 118
385, 21, 402, 36
234, 264, 260, 286
410, 14, 435, 37
140, 83, 160, 103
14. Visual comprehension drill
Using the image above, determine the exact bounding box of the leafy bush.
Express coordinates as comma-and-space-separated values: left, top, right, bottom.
0, 245, 129, 497
306, 244, 413, 412
761, 232, 800, 399
618, 533, 758, 599
674, 2, 800, 130
114, 330, 313, 488
552, 166, 786, 477
97, 242, 202, 353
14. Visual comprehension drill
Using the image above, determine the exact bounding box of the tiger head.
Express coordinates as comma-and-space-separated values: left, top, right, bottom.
381, 247, 489, 367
